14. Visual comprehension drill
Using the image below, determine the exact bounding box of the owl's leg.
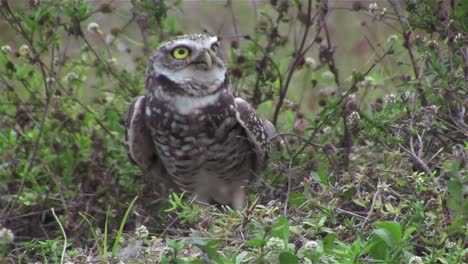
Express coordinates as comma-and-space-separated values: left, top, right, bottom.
231, 187, 246, 210
192, 194, 211, 208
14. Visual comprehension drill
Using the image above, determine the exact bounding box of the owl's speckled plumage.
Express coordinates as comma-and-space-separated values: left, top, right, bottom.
125, 34, 275, 209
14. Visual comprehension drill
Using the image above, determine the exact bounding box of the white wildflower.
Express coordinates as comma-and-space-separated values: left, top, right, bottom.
303, 240, 319, 253
409, 256, 424, 264
321, 71, 335, 82
305, 57, 316, 68
1, 45, 12, 53
66, 72, 79, 82
387, 35, 398, 43
368, 3, 378, 13
46, 77, 55, 85
347, 111, 360, 123
427, 40, 438, 49
108, 57, 118, 65
385, 94, 396, 104
265, 237, 285, 252
380, 7, 387, 16
0, 227, 14, 244
87, 22, 100, 32
135, 225, 149, 239
19, 45, 30, 56
445, 240, 456, 249
454, 33, 462, 43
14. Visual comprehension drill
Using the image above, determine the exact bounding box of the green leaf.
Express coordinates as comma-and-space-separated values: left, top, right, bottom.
288, 191, 306, 207
373, 221, 402, 244
235, 251, 248, 264
323, 233, 336, 252
343, 185, 356, 201
278, 252, 299, 264
244, 237, 264, 247
112, 195, 138, 257
372, 229, 395, 247
271, 216, 290, 242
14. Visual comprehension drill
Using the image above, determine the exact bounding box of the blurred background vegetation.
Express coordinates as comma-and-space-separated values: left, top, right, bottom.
0, 0, 467, 263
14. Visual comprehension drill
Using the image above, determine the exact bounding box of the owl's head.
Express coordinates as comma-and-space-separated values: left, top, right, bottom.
147, 34, 227, 96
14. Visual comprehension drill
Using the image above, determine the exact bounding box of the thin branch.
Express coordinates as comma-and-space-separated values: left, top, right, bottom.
272, 0, 316, 126
387, 0, 427, 106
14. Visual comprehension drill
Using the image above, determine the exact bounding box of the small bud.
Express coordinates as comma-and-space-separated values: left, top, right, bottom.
318, 99, 326, 107
231, 68, 242, 78
6, 61, 16, 72
231, 40, 239, 49
77, 112, 85, 121
311, 79, 317, 87
427, 40, 438, 50
110, 27, 121, 36
352, 1, 363, 11
99, 3, 113, 13
345, 99, 358, 111
29, 0, 39, 7
298, 12, 310, 25
236, 55, 246, 64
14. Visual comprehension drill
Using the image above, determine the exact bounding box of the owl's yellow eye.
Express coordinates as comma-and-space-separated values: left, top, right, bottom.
172, 46, 190, 59
211, 43, 219, 53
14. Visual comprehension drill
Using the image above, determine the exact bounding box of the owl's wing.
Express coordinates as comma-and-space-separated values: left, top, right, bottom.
234, 97, 275, 173
125, 96, 156, 171
125, 96, 179, 196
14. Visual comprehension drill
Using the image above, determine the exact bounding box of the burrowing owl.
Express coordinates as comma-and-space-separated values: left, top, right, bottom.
125, 34, 275, 209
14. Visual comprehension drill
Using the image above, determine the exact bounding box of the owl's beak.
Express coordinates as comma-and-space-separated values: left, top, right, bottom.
192, 51, 212, 70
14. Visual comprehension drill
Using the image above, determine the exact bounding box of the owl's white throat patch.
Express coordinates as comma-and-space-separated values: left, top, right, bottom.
157, 90, 222, 115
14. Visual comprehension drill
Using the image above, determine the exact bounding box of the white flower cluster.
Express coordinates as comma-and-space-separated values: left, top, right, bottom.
135, 225, 149, 239
303, 240, 319, 253
369, 3, 387, 20
19, 44, 30, 56
409, 256, 424, 264
66, 72, 79, 82
385, 94, 396, 104
347, 111, 360, 124
368, 3, 378, 13
265, 237, 285, 252
0, 227, 14, 244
